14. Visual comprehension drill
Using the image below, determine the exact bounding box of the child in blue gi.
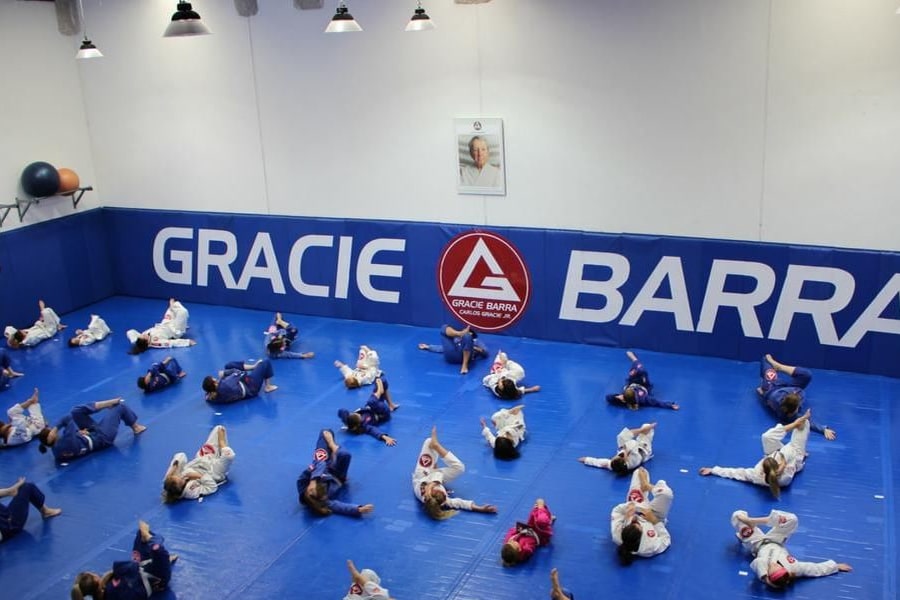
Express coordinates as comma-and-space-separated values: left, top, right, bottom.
297, 429, 374, 517
72, 520, 175, 600
417, 324, 487, 374
202, 359, 278, 404
137, 356, 186, 393
606, 351, 678, 411
0, 348, 24, 391
0, 477, 61, 542
265, 312, 314, 359
338, 376, 399, 446
757, 354, 835, 440
37, 398, 146, 462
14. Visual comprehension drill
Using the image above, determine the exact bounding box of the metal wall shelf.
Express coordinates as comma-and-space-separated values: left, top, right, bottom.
0, 186, 93, 227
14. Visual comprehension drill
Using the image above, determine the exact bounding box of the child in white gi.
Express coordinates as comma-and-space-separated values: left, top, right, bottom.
480, 405, 526, 460
334, 345, 381, 388
343, 560, 393, 600
0, 388, 44, 447
579, 422, 656, 475
730, 509, 851, 589
126, 298, 194, 354
163, 425, 235, 502
413, 426, 497, 519
68, 314, 111, 347
610, 466, 673, 564
5, 300, 65, 349
699, 410, 810, 499
482, 350, 540, 400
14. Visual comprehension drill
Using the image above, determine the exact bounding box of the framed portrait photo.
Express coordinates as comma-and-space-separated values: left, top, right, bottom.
455, 118, 506, 196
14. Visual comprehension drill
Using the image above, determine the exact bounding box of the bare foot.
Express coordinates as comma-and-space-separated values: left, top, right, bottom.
169, 554, 179, 564
417, 343, 428, 350
671, 404, 680, 410
265, 384, 278, 393
41, 506, 62, 518
429, 425, 439, 448
577, 457, 587, 463
301, 352, 315, 359
132, 424, 148, 435
699, 467, 712, 475
459, 365, 468, 374
177, 371, 187, 379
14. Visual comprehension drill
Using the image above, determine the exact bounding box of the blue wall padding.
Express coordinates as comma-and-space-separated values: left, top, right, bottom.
2, 207, 897, 377
0, 209, 114, 327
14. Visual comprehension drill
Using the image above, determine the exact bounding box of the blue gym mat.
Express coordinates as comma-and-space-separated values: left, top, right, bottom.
0, 296, 895, 599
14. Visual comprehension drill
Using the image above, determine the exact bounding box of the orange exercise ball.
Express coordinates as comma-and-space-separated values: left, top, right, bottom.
57, 168, 80, 193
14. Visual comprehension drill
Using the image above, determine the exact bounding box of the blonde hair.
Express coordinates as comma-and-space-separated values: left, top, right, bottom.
423, 496, 457, 520
762, 457, 782, 499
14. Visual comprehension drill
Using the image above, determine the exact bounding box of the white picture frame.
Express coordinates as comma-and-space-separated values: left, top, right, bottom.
455, 118, 506, 196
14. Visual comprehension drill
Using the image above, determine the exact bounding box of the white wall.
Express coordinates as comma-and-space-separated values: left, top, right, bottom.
2, 0, 898, 251
0, 0, 99, 230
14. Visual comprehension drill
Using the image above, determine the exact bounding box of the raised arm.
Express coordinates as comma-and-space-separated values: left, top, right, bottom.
346, 560, 366, 588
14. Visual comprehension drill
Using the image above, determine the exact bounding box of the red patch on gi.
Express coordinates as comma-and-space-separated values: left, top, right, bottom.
314, 448, 328, 461
647, 530, 656, 537
349, 583, 362, 594
740, 526, 753, 538
765, 369, 777, 381
628, 489, 644, 503
198, 443, 216, 456
418, 454, 434, 468
786, 555, 796, 564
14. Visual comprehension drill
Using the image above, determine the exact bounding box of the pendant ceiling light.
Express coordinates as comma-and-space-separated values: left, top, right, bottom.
75, 0, 102, 59
163, 2, 212, 38
325, 1, 362, 33
405, 1, 435, 31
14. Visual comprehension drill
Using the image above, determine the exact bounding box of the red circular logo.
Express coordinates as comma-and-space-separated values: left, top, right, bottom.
740, 526, 753, 539
647, 529, 656, 537
314, 448, 328, 461
418, 454, 433, 468
627, 490, 644, 503
765, 369, 777, 381
438, 231, 531, 332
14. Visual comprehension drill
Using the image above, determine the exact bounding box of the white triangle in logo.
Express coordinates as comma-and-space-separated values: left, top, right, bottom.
448, 238, 522, 301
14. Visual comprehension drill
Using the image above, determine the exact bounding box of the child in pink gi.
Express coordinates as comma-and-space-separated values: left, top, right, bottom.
500, 498, 555, 566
